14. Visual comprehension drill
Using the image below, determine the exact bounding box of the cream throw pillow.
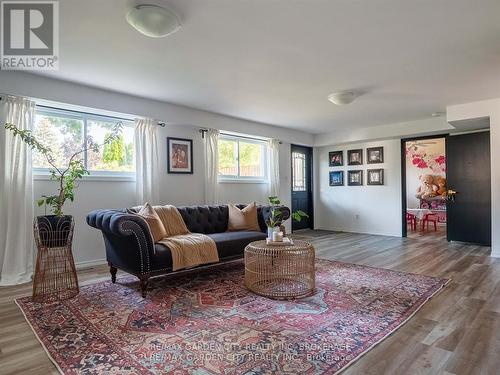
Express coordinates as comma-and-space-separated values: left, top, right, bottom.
227, 202, 260, 232
137, 203, 167, 242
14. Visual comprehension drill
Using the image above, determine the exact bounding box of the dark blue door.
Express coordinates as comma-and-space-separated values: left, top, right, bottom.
291, 145, 313, 231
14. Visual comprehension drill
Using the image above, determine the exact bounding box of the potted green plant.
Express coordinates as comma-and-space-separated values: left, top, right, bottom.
4, 122, 122, 246
266, 196, 309, 238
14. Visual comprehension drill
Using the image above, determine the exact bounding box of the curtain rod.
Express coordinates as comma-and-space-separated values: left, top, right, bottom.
199, 128, 282, 143
0, 96, 165, 127
36, 104, 166, 127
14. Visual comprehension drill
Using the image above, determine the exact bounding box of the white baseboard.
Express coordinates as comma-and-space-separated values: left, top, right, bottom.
314, 226, 402, 238
75, 259, 107, 270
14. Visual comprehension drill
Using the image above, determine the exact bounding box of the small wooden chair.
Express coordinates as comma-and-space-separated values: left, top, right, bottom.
406, 213, 417, 231
422, 213, 438, 231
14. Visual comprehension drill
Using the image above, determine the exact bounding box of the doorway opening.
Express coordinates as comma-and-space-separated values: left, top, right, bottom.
291, 145, 314, 231
402, 136, 447, 240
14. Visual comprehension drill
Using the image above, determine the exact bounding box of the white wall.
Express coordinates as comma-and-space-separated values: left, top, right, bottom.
447, 98, 500, 257
33, 178, 136, 267
1, 72, 306, 266
0, 72, 314, 146
314, 139, 402, 237
158, 125, 205, 206
314, 117, 453, 147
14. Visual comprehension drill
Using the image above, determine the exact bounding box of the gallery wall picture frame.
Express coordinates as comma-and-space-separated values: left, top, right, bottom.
329, 151, 343, 167
347, 170, 363, 186
167, 137, 193, 174
329, 171, 344, 186
347, 149, 363, 165
367, 146, 384, 164
367, 169, 384, 185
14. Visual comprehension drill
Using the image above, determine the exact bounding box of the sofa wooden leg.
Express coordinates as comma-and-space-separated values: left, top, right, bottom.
110, 266, 117, 283
140, 276, 149, 298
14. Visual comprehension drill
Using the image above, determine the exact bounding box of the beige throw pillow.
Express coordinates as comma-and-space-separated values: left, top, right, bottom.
137, 203, 167, 242
227, 202, 260, 232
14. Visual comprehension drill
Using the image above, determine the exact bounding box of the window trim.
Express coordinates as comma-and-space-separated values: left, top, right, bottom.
32, 106, 135, 179
218, 133, 269, 183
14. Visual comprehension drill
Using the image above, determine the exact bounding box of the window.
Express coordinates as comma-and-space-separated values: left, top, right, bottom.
292, 151, 306, 191
218, 134, 268, 181
33, 107, 135, 175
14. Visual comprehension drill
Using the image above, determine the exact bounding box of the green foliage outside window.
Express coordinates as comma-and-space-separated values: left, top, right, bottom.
5, 122, 122, 217
218, 138, 264, 177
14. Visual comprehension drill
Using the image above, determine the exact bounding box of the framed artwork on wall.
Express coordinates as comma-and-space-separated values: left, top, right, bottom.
367, 169, 384, 185
167, 137, 193, 174
329, 171, 344, 186
367, 146, 384, 164
329, 151, 343, 166
347, 170, 363, 186
347, 149, 363, 165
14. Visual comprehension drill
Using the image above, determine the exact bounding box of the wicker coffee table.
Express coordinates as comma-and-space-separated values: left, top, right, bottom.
244, 239, 315, 299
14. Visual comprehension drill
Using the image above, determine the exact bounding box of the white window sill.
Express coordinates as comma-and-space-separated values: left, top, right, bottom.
33, 173, 136, 182
218, 179, 269, 184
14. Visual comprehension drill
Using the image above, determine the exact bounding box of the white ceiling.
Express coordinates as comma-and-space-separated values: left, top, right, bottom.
36, 0, 500, 134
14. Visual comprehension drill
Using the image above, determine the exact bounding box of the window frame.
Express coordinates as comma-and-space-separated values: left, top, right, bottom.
218, 133, 269, 183
32, 106, 136, 179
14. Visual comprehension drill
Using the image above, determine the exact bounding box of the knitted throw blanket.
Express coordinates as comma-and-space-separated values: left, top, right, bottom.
155, 205, 219, 271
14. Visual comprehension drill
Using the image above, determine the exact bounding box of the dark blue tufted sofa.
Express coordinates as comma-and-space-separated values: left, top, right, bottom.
86, 204, 289, 297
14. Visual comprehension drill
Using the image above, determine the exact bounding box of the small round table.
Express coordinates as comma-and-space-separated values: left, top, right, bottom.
244, 240, 315, 299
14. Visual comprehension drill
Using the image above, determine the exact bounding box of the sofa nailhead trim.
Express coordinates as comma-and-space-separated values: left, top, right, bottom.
120, 220, 151, 274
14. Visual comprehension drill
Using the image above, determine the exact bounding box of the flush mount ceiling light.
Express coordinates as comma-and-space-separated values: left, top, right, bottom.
126, 4, 181, 38
327, 91, 358, 105
431, 111, 445, 117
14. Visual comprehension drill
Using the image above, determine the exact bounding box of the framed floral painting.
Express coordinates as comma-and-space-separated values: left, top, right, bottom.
329, 151, 343, 167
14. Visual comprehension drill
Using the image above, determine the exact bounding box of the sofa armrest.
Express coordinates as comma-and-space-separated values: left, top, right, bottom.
86, 209, 154, 273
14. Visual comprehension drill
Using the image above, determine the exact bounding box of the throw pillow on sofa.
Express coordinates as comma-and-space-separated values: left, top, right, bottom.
227, 202, 260, 232
137, 203, 167, 242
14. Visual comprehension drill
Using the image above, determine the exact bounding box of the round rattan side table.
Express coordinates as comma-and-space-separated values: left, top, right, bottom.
244, 240, 315, 299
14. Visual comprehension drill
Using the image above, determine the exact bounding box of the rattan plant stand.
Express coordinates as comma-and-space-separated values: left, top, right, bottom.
244, 240, 315, 299
32, 216, 79, 302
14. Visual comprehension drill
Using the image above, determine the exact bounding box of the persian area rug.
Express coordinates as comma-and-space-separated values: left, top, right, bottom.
16, 259, 448, 375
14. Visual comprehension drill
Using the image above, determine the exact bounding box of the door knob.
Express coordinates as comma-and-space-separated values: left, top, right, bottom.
446, 189, 458, 202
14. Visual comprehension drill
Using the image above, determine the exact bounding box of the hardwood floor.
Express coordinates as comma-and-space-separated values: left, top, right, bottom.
1, 230, 498, 374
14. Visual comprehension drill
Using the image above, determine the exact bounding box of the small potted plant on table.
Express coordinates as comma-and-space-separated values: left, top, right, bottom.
266, 196, 309, 239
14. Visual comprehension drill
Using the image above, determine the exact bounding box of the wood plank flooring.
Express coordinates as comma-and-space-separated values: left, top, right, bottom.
1, 230, 499, 374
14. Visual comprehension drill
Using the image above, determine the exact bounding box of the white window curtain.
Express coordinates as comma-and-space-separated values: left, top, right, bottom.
0, 96, 35, 285
204, 129, 219, 205
134, 118, 160, 205
268, 138, 280, 197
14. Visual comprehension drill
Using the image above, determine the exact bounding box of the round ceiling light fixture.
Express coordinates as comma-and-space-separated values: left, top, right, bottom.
431, 111, 445, 117
327, 91, 358, 105
126, 4, 181, 38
